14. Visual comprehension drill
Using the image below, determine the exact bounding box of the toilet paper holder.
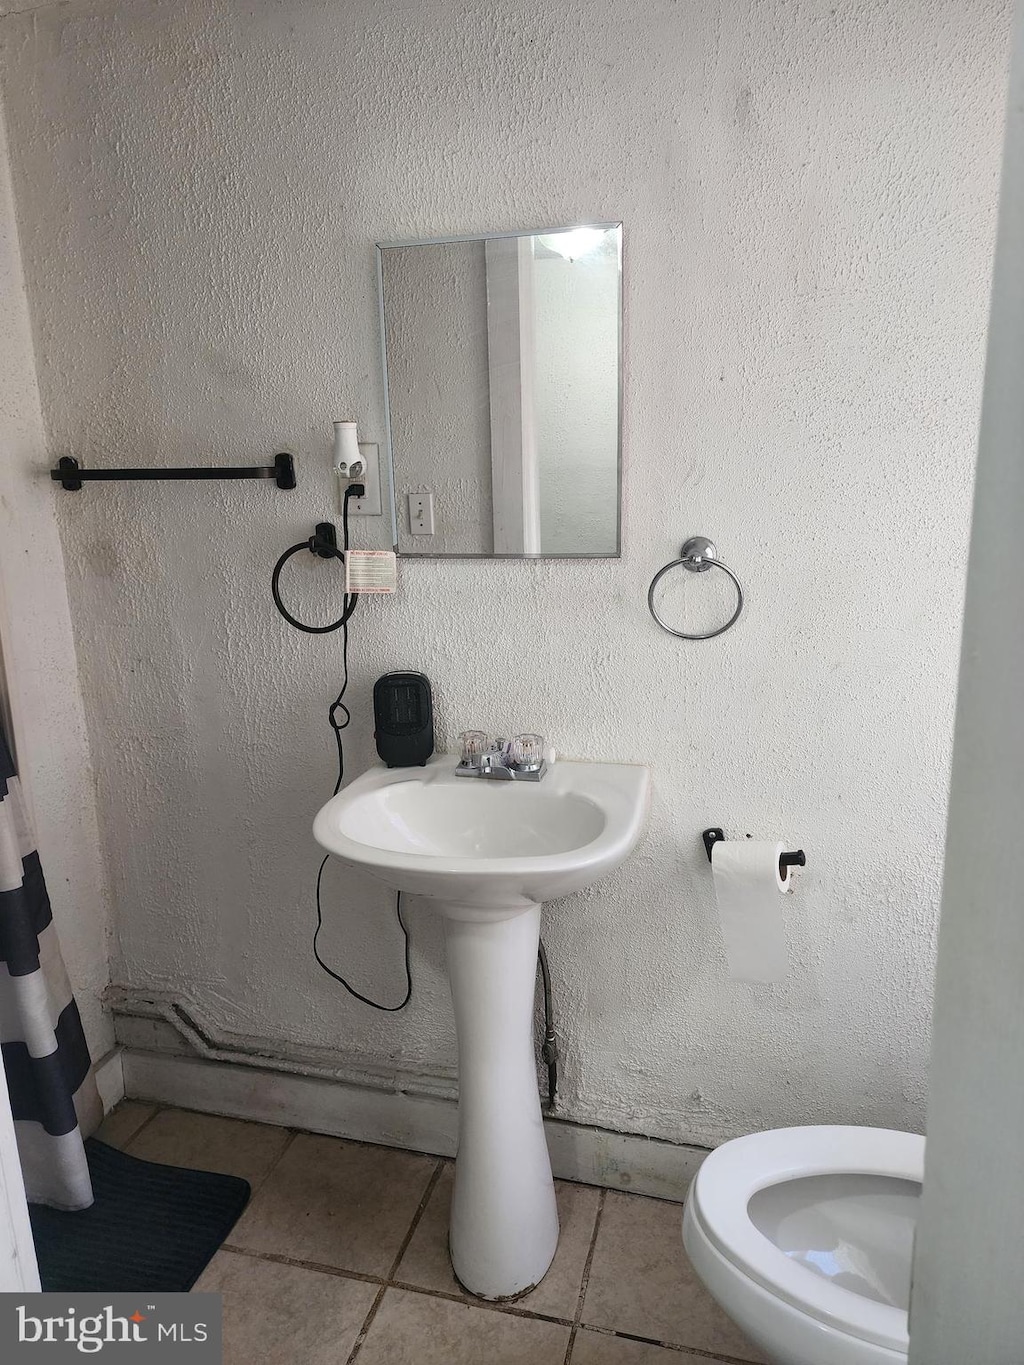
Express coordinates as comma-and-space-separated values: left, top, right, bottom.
702, 828, 806, 876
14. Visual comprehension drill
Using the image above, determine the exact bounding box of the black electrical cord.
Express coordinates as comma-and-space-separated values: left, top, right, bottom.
272, 483, 412, 1012
537, 941, 558, 1109
270, 485, 361, 634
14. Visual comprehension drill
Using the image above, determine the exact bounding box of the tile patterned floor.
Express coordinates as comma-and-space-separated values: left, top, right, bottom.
97, 1103, 766, 1365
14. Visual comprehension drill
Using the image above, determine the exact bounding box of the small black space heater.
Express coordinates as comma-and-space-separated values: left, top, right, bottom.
373, 672, 434, 767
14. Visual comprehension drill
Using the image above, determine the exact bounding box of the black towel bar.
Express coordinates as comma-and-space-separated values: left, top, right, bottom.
50, 452, 296, 492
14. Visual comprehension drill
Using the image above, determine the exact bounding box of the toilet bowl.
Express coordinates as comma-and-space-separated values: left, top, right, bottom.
682, 1126, 923, 1365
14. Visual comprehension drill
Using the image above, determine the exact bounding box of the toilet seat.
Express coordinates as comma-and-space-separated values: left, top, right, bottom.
687, 1126, 923, 1354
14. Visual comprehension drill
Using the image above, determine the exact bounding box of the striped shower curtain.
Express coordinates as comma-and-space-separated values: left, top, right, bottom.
0, 725, 100, 1210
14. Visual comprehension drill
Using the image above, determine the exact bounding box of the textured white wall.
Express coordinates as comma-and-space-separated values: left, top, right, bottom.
0, 96, 112, 1060
0, 0, 1010, 1146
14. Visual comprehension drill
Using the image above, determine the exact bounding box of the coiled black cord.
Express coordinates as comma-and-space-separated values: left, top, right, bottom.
270, 486, 360, 634
271, 484, 412, 1012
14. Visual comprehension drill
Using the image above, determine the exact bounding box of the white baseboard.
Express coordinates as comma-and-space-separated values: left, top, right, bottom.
94, 1046, 125, 1114
121, 1048, 707, 1203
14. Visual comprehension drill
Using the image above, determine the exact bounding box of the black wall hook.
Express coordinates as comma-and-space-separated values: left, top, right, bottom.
702, 827, 805, 878
310, 522, 339, 559
702, 828, 726, 862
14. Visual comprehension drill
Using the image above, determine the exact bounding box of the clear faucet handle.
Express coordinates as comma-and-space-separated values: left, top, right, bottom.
458, 730, 491, 763
508, 733, 545, 769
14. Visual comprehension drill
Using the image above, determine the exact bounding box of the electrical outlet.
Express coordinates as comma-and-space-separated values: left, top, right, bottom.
343, 442, 382, 516
408, 491, 435, 535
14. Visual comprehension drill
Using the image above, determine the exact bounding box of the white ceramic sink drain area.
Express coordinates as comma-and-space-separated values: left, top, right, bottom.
314, 754, 651, 1299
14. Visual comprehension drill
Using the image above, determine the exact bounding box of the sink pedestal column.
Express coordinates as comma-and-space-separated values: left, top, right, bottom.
443, 900, 559, 1300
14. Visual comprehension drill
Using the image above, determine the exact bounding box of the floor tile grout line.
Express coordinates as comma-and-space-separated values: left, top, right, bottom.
218, 1212, 753, 1359
109, 1103, 695, 1207
115, 1101, 164, 1152
385, 1157, 446, 1282
346, 1157, 446, 1365
388, 1279, 573, 1327
214, 1243, 577, 1327
563, 1185, 607, 1365
118, 1097, 458, 1162
218, 1244, 386, 1287
565, 1190, 755, 1364
582, 1322, 759, 1362
289, 1124, 451, 1164
247, 1128, 299, 1197
217, 1245, 752, 1362
164, 1112, 749, 1363
116, 1103, 297, 1198
345, 1285, 387, 1365
573, 1187, 606, 1325
164, 1104, 454, 1167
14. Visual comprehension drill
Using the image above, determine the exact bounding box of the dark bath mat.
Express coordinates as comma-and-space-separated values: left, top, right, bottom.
29, 1137, 251, 1292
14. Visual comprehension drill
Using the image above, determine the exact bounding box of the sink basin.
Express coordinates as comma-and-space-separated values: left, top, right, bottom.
313, 754, 649, 913
313, 753, 650, 1302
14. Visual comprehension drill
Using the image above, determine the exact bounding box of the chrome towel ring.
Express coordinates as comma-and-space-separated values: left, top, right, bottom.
647, 536, 744, 640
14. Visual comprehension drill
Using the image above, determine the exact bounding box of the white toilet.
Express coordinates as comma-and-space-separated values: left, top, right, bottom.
682, 1126, 923, 1365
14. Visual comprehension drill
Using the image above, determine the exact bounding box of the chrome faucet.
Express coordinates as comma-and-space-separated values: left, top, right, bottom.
455, 732, 548, 782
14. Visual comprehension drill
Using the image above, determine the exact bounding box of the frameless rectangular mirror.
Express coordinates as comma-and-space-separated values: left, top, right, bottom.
377, 223, 622, 557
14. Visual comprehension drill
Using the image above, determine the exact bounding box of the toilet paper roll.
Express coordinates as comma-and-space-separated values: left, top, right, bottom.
711, 840, 790, 983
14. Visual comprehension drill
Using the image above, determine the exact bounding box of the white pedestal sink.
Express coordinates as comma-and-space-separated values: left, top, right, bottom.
313, 754, 650, 1300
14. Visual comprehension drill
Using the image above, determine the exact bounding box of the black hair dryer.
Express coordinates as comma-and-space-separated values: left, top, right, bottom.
373, 672, 434, 768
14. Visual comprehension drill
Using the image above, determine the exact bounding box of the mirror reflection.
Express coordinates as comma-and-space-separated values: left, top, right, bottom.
378, 224, 622, 557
